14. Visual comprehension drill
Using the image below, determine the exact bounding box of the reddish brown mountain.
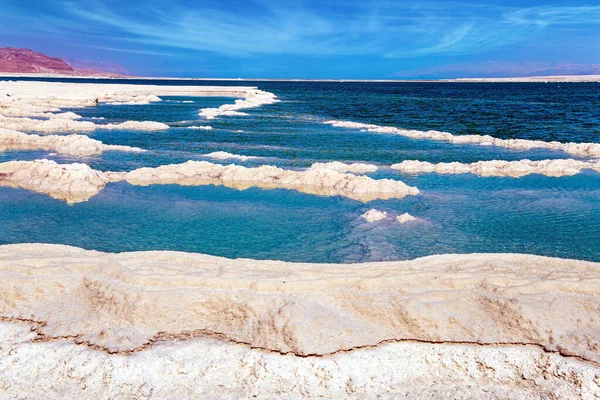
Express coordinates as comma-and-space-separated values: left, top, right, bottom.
0, 47, 127, 76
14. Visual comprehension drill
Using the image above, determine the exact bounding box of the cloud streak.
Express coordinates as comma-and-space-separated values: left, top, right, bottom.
2, 0, 599, 59
1, 0, 599, 77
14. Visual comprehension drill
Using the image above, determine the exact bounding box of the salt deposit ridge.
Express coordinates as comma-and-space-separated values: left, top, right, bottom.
0, 128, 144, 156
0, 243, 598, 398
325, 120, 600, 158
0, 159, 419, 203
392, 158, 600, 178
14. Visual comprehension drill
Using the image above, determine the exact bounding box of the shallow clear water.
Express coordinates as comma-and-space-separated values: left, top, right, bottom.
1, 79, 599, 262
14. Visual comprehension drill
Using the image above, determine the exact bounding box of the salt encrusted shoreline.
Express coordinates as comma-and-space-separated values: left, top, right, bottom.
0, 243, 599, 398
0, 80, 278, 155
0, 159, 419, 203
325, 120, 600, 158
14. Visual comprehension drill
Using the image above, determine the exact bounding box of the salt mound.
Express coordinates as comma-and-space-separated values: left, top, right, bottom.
0, 159, 112, 203
187, 125, 213, 130
360, 209, 388, 222
396, 212, 417, 224
310, 161, 378, 174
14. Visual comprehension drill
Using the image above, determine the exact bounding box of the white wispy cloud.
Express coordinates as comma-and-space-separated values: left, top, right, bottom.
2, 0, 599, 59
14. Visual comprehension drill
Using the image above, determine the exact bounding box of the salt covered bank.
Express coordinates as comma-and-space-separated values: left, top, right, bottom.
0, 244, 599, 398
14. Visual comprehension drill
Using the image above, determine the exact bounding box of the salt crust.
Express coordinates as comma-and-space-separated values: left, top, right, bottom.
0, 244, 598, 398
0, 159, 419, 203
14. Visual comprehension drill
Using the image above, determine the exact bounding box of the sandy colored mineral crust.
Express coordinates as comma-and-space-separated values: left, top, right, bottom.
0, 159, 115, 203
391, 158, 600, 178
203, 151, 261, 161
0, 160, 419, 203
310, 161, 378, 174
0, 244, 599, 398
325, 120, 600, 158
199, 90, 278, 119
125, 161, 418, 202
0, 129, 144, 156
396, 212, 417, 224
360, 209, 388, 222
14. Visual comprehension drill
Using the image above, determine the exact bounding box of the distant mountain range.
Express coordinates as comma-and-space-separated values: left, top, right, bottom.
0, 47, 128, 77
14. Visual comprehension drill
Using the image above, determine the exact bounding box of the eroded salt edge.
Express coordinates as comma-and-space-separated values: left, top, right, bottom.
0, 159, 419, 203
0, 243, 599, 398
325, 120, 600, 158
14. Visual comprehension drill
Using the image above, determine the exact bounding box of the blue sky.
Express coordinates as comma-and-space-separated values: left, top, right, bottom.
1, 0, 599, 78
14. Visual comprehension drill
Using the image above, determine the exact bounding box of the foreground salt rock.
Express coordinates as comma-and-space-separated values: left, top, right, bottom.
325, 120, 600, 158
0, 160, 419, 203
310, 161, 378, 174
203, 151, 261, 162
391, 159, 600, 178
0, 128, 144, 156
125, 161, 419, 202
0, 159, 118, 203
0, 243, 599, 398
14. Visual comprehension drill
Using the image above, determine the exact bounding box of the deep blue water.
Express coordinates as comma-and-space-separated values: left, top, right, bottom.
1, 78, 599, 262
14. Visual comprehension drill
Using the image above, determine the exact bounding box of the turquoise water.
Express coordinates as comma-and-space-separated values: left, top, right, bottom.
1, 79, 599, 262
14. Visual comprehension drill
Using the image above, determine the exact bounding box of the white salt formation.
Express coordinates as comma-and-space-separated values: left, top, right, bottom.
391, 158, 600, 178
0, 160, 419, 203
0, 81, 276, 137
203, 151, 261, 161
0, 115, 169, 132
0, 244, 599, 398
396, 212, 417, 224
187, 125, 213, 130
0, 129, 144, 156
125, 161, 419, 202
360, 209, 388, 222
0, 159, 116, 203
199, 90, 278, 119
325, 120, 600, 158
310, 161, 378, 174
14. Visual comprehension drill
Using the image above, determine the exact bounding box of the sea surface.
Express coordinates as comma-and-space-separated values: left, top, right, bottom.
1, 78, 599, 262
